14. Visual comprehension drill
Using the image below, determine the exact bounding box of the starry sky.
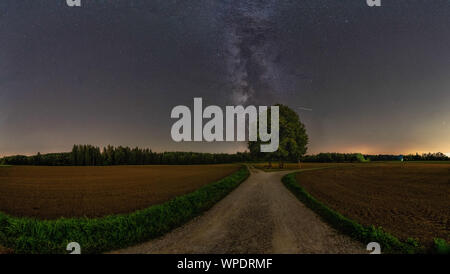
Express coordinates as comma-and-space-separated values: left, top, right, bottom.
0, 0, 449, 156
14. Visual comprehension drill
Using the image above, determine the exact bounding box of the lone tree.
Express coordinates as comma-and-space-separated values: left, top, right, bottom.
248, 104, 308, 168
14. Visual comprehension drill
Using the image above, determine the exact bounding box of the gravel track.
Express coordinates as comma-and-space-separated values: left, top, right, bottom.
113, 167, 365, 254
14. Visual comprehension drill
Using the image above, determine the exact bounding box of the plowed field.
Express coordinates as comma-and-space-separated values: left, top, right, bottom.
295, 163, 450, 246
0, 165, 239, 219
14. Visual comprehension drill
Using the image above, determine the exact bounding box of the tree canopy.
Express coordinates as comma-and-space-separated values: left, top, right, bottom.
248, 104, 308, 165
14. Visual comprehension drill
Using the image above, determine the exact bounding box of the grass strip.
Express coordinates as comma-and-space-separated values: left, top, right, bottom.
282, 172, 449, 254
0, 166, 249, 254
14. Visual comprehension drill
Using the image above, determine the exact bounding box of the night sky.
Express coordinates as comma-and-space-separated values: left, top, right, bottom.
0, 0, 449, 156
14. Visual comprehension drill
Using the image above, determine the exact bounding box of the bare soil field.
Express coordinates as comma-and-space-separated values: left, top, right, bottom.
294, 163, 450, 246
0, 165, 239, 219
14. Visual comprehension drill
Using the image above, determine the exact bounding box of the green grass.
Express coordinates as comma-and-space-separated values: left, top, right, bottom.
0, 166, 249, 254
433, 238, 450, 254
282, 172, 449, 254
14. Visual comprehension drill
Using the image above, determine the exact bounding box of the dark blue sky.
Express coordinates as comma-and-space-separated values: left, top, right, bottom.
0, 0, 449, 156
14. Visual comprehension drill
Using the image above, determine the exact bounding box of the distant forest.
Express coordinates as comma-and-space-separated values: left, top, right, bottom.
0, 145, 448, 166
0, 145, 251, 166
304, 152, 449, 162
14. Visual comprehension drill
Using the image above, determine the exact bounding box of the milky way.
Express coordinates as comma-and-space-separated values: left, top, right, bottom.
222, 0, 282, 104
0, 0, 449, 155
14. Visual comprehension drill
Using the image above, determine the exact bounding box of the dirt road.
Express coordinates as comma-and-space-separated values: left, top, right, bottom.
113, 167, 365, 254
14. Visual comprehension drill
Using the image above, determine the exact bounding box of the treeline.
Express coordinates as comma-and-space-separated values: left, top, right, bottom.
0, 145, 251, 166
301, 152, 449, 162
1, 147, 448, 166
301, 153, 369, 163
0, 152, 73, 166
365, 152, 449, 161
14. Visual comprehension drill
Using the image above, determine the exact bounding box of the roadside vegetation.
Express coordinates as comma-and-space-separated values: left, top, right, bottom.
0, 166, 249, 254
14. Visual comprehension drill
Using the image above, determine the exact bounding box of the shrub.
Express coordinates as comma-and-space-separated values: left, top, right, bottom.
433, 238, 450, 254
